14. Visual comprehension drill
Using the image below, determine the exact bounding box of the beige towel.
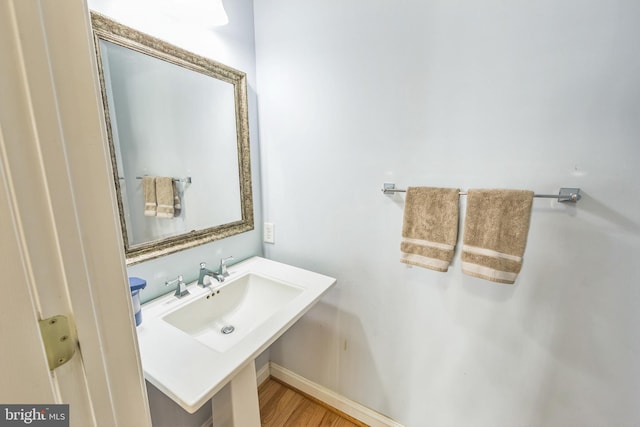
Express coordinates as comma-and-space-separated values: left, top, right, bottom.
400, 187, 460, 272
172, 180, 182, 217
461, 189, 534, 284
155, 177, 175, 218
142, 176, 157, 216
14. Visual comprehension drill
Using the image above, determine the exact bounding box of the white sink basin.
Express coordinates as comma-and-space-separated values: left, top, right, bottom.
136, 257, 336, 414
162, 273, 304, 353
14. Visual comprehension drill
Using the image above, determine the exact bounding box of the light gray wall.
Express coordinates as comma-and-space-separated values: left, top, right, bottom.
254, 1, 640, 426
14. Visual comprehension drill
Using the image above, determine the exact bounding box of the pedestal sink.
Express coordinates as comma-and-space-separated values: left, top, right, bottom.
135, 257, 336, 425
163, 273, 304, 353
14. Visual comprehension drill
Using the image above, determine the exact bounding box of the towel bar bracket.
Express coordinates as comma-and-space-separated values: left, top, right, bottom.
382, 183, 582, 203
557, 188, 581, 202
382, 183, 397, 194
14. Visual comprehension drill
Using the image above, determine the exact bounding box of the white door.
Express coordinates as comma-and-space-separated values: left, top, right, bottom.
0, 1, 151, 425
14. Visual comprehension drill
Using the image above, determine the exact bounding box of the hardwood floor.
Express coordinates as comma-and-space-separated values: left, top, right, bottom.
259, 378, 367, 427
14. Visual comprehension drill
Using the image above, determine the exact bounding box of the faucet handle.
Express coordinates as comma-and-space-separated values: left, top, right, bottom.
165, 275, 184, 286
165, 275, 189, 298
220, 256, 233, 277
200, 262, 207, 269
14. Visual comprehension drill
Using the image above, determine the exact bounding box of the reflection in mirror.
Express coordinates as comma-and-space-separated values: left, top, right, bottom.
91, 12, 253, 264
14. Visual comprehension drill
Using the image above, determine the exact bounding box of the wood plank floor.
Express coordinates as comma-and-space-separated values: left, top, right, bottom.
259, 378, 366, 427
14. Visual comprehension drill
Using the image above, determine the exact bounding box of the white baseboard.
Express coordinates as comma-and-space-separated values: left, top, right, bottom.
201, 361, 404, 427
256, 361, 271, 386
269, 362, 404, 427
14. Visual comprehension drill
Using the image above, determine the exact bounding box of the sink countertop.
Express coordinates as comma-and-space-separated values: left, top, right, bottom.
135, 256, 336, 413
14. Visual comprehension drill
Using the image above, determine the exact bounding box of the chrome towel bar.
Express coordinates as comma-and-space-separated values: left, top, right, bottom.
118, 176, 193, 184
135, 175, 192, 184
381, 183, 581, 203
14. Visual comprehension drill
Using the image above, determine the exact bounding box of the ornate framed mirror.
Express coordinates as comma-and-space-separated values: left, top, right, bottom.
91, 12, 253, 264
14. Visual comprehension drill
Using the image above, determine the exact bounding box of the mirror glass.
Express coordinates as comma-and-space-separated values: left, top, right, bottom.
92, 13, 253, 264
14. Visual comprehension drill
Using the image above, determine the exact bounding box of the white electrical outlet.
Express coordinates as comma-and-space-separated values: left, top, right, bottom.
264, 222, 275, 244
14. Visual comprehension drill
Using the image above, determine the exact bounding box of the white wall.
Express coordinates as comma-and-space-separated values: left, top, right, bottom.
254, 1, 640, 426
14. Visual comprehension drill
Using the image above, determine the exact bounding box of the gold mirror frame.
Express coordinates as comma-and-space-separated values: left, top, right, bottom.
91, 12, 253, 265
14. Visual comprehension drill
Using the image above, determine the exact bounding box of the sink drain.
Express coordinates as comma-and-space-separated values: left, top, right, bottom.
221, 325, 235, 334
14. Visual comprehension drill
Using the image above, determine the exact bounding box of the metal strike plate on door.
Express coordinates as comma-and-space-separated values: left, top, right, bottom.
38, 315, 77, 370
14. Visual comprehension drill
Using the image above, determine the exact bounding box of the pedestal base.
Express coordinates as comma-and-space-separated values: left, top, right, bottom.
211, 360, 260, 427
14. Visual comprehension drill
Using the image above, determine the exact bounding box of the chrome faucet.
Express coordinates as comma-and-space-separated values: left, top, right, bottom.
197, 262, 225, 287
198, 256, 234, 287
165, 275, 189, 298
